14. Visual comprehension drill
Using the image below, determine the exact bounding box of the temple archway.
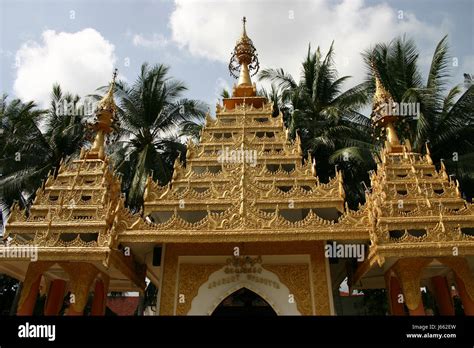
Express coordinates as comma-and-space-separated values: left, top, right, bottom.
187, 265, 301, 315
211, 287, 277, 316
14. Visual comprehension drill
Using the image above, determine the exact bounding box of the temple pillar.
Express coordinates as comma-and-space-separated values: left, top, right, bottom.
385, 272, 405, 315
408, 302, 426, 316
90, 278, 108, 316
431, 276, 454, 315
17, 274, 41, 316
17, 261, 54, 315
311, 242, 333, 315
392, 258, 432, 316
60, 262, 100, 316
455, 274, 474, 315
44, 279, 66, 316
437, 257, 474, 316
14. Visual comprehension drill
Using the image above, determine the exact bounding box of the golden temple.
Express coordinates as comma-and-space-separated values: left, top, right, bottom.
1, 18, 473, 316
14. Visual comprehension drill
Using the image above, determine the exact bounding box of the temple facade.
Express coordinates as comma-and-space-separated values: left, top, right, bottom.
1, 19, 474, 316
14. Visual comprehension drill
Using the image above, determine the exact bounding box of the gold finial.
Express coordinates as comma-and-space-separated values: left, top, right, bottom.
85, 69, 118, 160
370, 60, 401, 146
229, 17, 259, 86
371, 60, 394, 116
97, 68, 118, 113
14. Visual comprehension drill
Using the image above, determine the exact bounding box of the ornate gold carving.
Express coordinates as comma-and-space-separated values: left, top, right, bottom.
263, 264, 312, 315
224, 255, 262, 274
310, 242, 331, 315
176, 264, 223, 315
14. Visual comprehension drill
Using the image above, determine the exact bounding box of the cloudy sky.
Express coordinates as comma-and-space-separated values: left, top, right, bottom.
0, 0, 473, 112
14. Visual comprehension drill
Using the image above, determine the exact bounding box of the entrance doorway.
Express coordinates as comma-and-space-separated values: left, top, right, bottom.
211, 288, 277, 316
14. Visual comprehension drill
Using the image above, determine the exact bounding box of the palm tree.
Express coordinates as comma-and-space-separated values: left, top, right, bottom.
259, 43, 375, 207
0, 86, 85, 213
365, 36, 474, 199
258, 84, 281, 118
107, 63, 207, 210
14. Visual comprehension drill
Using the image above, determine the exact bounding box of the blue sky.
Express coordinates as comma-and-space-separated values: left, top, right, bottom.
0, 0, 473, 112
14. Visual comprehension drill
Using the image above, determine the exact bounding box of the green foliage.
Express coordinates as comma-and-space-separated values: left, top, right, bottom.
259, 43, 375, 207
103, 63, 207, 210
0, 86, 86, 211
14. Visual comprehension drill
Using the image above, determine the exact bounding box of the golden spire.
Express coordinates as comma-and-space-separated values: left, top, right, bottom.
373, 71, 394, 111
229, 17, 260, 86
85, 69, 118, 159
97, 68, 118, 113
370, 61, 400, 146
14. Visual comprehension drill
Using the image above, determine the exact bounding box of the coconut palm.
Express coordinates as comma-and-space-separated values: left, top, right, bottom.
108, 63, 207, 210
258, 84, 281, 118
365, 35, 474, 199
259, 43, 375, 207
0, 86, 85, 212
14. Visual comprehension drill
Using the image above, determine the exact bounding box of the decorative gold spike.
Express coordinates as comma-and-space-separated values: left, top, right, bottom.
229, 17, 259, 86
97, 68, 117, 113
85, 69, 118, 160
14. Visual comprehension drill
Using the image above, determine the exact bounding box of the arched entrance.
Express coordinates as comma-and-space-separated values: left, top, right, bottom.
211, 288, 277, 316
187, 264, 301, 315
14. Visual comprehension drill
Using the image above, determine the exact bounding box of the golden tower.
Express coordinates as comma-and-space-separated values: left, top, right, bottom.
351, 64, 474, 315
3, 70, 145, 315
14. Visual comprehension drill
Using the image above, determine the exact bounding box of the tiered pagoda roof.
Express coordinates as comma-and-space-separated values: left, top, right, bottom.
352, 70, 474, 287
4, 73, 145, 290
118, 19, 369, 244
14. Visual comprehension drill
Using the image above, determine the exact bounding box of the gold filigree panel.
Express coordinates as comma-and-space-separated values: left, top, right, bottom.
263, 264, 312, 315
176, 264, 223, 315
310, 242, 331, 315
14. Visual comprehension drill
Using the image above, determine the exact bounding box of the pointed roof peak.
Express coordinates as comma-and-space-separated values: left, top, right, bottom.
85, 68, 119, 160
229, 17, 259, 87
370, 60, 394, 107
97, 68, 118, 113
242, 16, 247, 37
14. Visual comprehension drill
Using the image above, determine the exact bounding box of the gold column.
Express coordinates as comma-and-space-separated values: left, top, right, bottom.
60, 262, 100, 315
437, 257, 474, 315
311, 241, 332, 315
437, 257, 474, 301
159, 244, 179, 315
392, 258, 432, 315
385, 271, 406, 315
17, 261, 55, 315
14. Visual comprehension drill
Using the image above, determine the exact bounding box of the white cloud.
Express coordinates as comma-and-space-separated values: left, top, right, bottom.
214, 77, 231, 103
132, 33, 169, 48
170, 0, 444, 87
13, 28, 116, 107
